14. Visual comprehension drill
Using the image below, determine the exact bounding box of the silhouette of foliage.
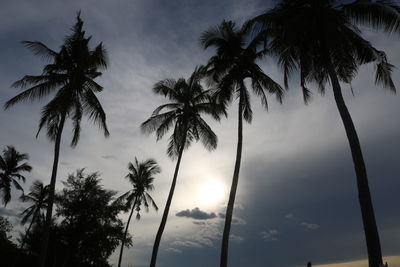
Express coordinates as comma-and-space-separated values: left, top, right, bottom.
0, 146, 32, 206
201, 20, 283, 267
247, 0, 399, 266
142, 66, 225, 267
19, 180, 49, 251
0, 216, 18, 266
54, 169, 129, 267
4, 12, 110, 266
117, 157, 160, 267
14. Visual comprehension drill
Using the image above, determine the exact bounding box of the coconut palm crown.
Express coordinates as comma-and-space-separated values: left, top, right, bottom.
116, 158, 160, 267
4, 12, 110, 267
19, 180, 49, 250
141, 66, 225, 158
0, 146, 32, 206
142, 66, 225, 267
247, 1, 398, 266
201, 20, 283, 267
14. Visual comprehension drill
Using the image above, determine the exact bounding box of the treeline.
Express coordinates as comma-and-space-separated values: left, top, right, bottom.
1, 1, 399, 267
1, 169, 129, 267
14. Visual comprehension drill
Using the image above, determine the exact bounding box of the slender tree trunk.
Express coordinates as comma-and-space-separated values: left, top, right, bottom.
20, 210, 38, 250
118, 197, 138, 267
38, 113, 66, 267
220, 102, 243, 267
325, 56, 383, 267
149, 131, 187, 267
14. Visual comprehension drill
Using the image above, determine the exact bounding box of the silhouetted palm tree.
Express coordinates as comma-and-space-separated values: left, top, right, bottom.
19, 180, 49, 250
141, 66, 224, 267
248, 1, 399, 266
4, 12, 109, 267
201, 20, 283, 267
0, 146, 32, 206
117, 158, 160, 267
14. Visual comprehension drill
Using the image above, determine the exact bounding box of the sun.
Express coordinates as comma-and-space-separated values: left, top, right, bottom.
197, 179, 226, 206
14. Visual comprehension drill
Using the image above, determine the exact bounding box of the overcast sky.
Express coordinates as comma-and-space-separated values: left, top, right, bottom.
0, 1, 399, 267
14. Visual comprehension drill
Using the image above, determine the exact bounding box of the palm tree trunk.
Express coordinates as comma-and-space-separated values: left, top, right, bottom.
38, 113, 66, 267
20, 210, 38, 250
220, 102, 243, 267
325, 56, 383, 267
149, 131, 187, 267
118, 197, 138, 267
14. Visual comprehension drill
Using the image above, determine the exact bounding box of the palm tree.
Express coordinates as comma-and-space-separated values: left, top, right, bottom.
117, 158, 160, 267
19, 180, 49, 250
247, 1, 399, 266
4, 12, 109, 267
141, 66, 224, 267
201, 20, 283, 267
0, 146, 32, 206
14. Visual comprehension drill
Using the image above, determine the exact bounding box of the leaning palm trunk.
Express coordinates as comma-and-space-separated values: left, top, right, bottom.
38, 113, 66, 267
20, 209, 38, 250
149, 131, 187, 267
118, 198, 138, 267
325, 54, 383, 267
220, 102, 243, 267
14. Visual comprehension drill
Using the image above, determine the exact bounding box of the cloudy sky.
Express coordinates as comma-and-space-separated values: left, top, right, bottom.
0, 1, 399, 267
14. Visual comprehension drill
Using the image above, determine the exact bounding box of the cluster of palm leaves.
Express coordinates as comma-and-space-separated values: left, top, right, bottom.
2, 1, 399, 267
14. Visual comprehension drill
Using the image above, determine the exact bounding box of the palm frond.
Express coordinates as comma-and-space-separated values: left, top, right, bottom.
22, 41, 57, 61
343, 0, 400, 34
83, 90, 109, 138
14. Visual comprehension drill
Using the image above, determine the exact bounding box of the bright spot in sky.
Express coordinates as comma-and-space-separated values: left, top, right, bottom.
197, 179, 226, 206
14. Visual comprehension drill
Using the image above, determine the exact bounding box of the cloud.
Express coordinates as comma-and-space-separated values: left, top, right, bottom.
101, 155, 117, 160
165, 248, 182, 254
217, 213, 246, 225
230, 234, 245, 243
0, 207, 20, 218
260, 229, 279, 241
171, 240, 203, 248
301, 222, 320, 231
176, 207, 217, 220
285, 213, 294, 219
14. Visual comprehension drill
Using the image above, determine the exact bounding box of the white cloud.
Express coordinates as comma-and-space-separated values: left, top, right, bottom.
260, 229, 279, 241
285, 213, 294, 219
230, 234, 245, 243
165, 248, 182, 254
171, 240, 203, 248
301, 222, 320, 231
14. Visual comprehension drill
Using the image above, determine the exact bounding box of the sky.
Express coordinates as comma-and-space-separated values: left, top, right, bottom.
0, 1, 399, 267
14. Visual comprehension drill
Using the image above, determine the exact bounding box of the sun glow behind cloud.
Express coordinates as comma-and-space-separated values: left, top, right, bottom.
196, 179, 226, 207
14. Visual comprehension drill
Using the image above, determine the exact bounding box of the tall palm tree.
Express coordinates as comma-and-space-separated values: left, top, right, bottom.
141, 66, 224, 267
248, 1, 399, 266
117, 158, 160, 267
4, 12, 109, 267
0, 146, 32, 206
201, 20, 283, 267
19, 180, 49, 250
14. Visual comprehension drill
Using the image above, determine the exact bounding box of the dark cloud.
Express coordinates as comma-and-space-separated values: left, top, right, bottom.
176, 207, 217, 220
0, 207, 19, 218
